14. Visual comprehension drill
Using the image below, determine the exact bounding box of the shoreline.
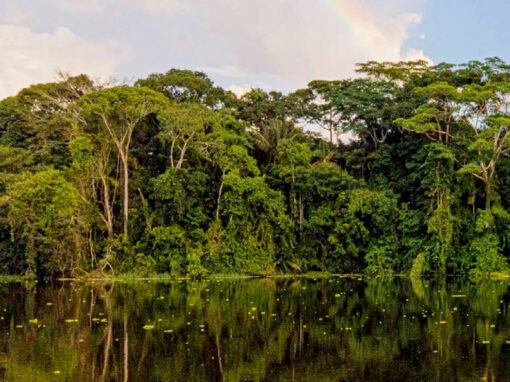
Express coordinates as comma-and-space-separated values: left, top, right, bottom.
1, 272, 509, 283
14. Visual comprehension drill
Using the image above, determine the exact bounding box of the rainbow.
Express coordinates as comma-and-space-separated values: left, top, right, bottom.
322, 0, 382, 56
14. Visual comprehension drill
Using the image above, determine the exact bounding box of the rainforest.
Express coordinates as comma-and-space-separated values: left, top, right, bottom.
1, 58, 510, 280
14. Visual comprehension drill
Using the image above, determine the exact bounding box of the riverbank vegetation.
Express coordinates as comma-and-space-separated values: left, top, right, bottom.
1, 58, 510, 279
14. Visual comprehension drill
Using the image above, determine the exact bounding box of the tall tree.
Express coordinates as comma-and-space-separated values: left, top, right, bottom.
289, 81, 343, 144
135, 69, 232, 108
330, 79, 396, 150
79, 86, 167, 238
459, 83, 510, 209
157, 102, 220, 169
395, 82, 461, 145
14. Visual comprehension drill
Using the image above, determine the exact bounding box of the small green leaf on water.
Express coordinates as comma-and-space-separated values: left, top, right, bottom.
29, 319, 38, 324
143, 325, 155, 330
65, 319, 78, 323
52, 371, 61, 375
164, 329, 174, 333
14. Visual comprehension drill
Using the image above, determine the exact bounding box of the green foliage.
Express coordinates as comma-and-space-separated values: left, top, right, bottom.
410, 253, 426, 278
277, 139, 311, 168
135, 69, 229, 107
364, 242, 396, 274
149, 225, 188, 273
1, 169, 82, 278
213, 173, 292, 274
3, 59, 510, 278
470, 233, 508, 274
68, 135, 95, 173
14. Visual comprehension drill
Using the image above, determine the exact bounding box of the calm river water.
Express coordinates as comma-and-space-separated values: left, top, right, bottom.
0, 277, 509, 381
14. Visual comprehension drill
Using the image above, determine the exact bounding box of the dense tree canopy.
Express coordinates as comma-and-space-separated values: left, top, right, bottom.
2, 58, 510, 279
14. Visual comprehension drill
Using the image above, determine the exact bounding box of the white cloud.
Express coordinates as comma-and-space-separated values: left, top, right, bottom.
227, 84, 253, 97
43, 0, 428, 87
0, 25, 127, 99
45, 0, 101, 13
47, 0, 189, 13
124, 0, 429, 89
7, 0, 430, 96
0, 6, 34, 26
194, 1, 429, 88
133, 0, 190, 12
403, 48, 431, 62
368, 13, 424, 60
197, 65, 249, 78
226, 82, 271, 96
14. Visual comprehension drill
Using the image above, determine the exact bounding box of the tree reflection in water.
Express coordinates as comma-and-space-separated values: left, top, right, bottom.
0, 277, 509, 381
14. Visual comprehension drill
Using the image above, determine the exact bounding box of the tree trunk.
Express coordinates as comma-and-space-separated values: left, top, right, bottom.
299, 193, 304, 228
170, 137, 176, 168
100, 175, 114, 237
121, 151, 129, 238
176, 133, 195, 169
370, 129, 378, 151
486, 181, 491, 210
216, 175, 224, 220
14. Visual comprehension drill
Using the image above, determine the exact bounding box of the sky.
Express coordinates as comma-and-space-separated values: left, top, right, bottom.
0, 0, 509, 99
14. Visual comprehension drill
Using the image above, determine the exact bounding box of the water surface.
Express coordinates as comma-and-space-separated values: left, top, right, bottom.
0, 277, 510, 381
